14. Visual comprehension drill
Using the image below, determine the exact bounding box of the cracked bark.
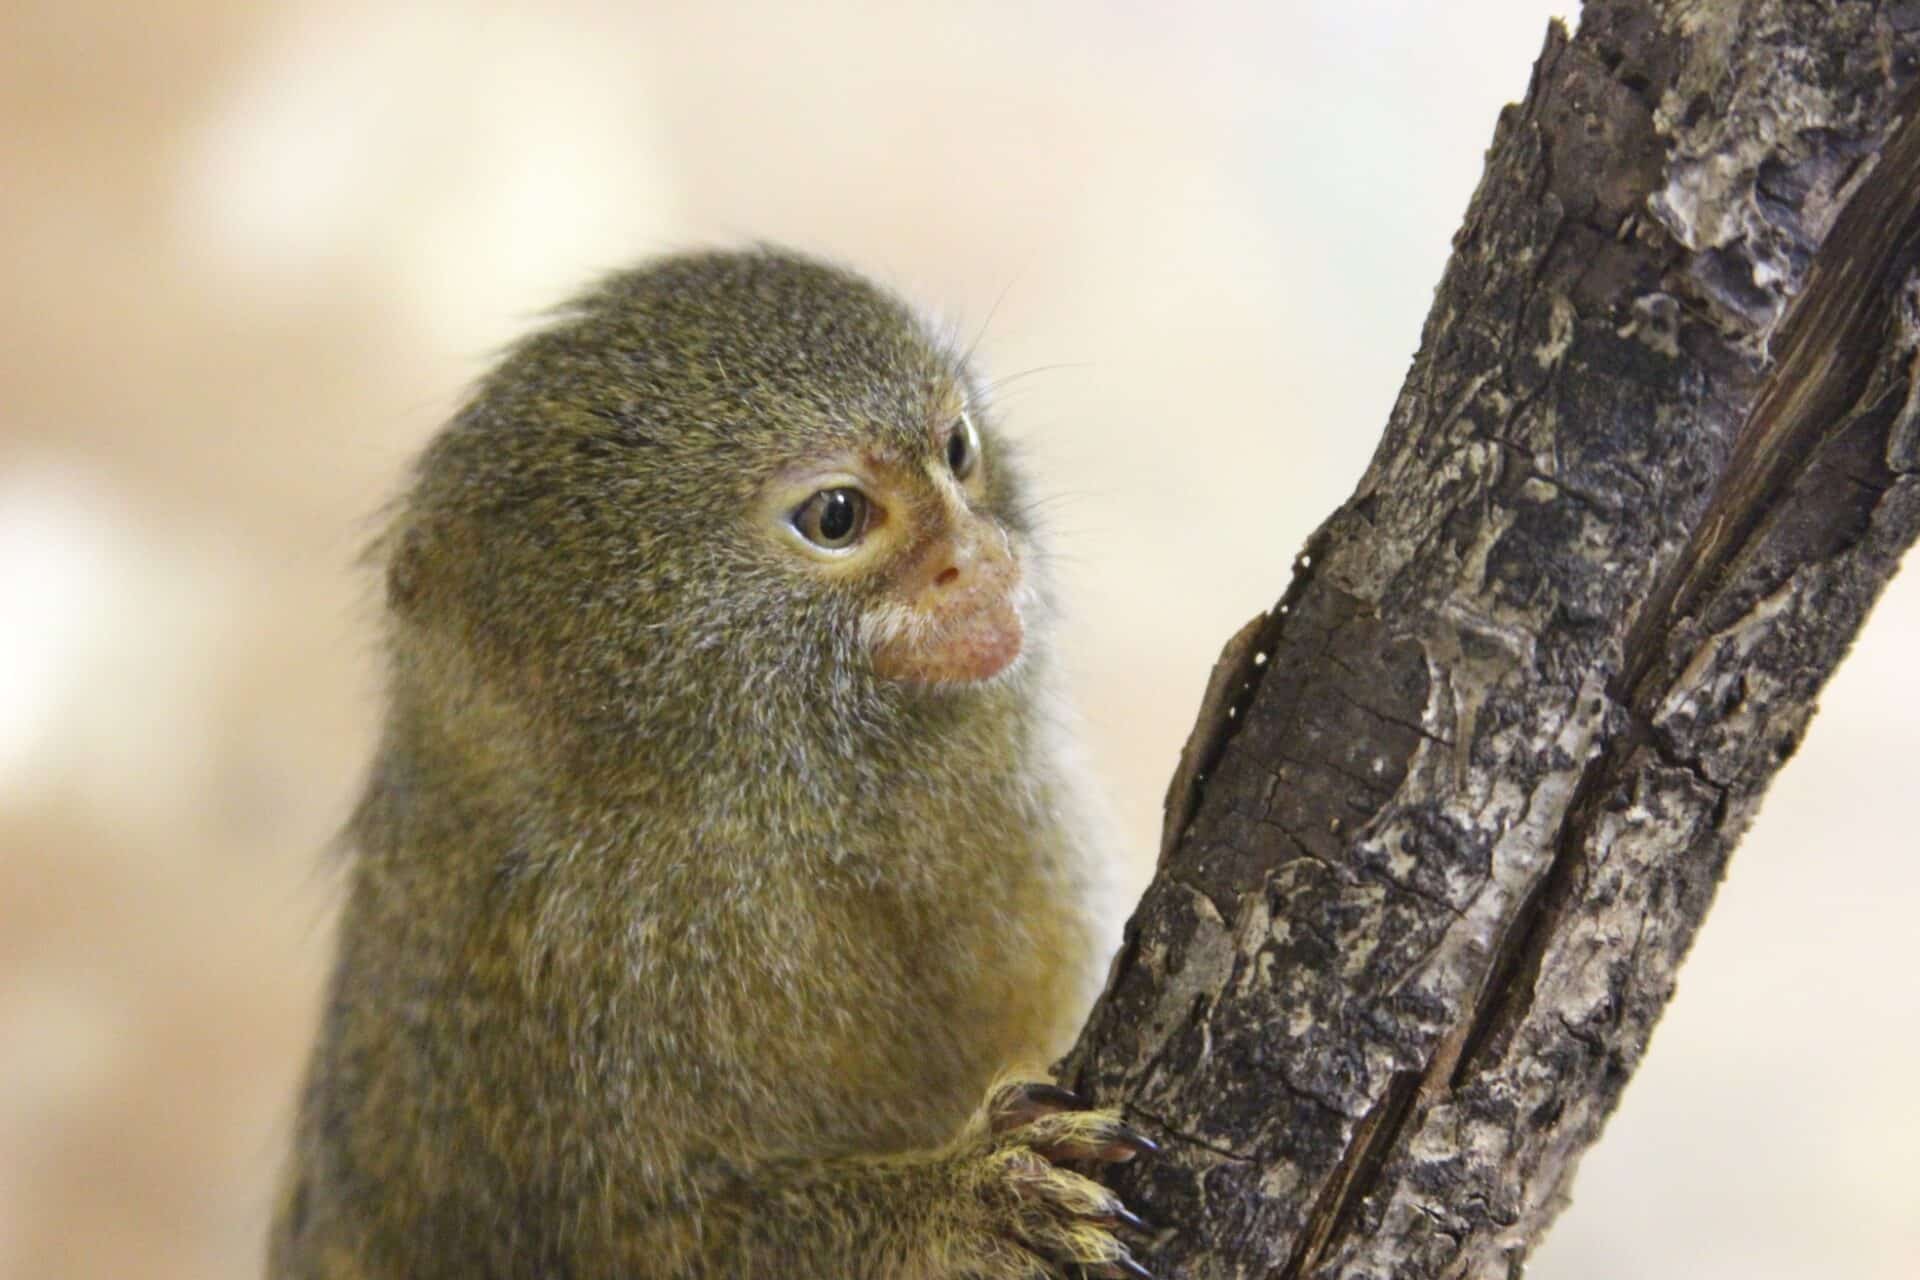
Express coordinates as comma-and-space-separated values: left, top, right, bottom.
1058, 2, 1920, 1276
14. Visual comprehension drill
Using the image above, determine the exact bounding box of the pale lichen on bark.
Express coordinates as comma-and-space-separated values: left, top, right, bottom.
1061, 2, 1920, 1276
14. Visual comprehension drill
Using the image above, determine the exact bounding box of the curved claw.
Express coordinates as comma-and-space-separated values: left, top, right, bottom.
1109, 1124, 1160, 1158
991, 1080, 1097, 1134
1018, 1110, 1165, 1166
1017, 1082, 1093, 1112
1092, 1251, 1154, 1279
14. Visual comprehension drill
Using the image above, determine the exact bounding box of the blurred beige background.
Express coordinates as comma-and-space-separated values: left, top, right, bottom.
1, 2, 1914, 1277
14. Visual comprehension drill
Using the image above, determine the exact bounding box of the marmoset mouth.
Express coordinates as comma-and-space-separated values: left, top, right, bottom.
867, 588, 1025, 685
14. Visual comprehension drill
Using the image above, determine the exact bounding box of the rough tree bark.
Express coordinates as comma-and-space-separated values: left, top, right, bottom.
1059, 2, 1920, 1276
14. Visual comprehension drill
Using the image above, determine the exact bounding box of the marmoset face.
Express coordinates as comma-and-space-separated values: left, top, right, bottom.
760, 405, 1029, 685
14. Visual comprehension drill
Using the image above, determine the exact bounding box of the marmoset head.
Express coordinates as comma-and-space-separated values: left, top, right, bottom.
381, 249, 1045, 757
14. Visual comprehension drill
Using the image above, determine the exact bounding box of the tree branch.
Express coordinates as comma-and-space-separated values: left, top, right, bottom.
1061, 2, 1920, 1275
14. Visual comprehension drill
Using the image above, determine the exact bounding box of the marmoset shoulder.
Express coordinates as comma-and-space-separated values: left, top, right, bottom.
269, 247, 1149, 1279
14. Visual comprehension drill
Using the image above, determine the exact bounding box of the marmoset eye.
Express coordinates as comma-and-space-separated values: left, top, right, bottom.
793, 487, 870, 549
946, 414, 980, 480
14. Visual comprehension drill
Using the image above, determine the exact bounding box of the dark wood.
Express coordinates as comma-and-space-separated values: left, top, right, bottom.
1060, 2, 1920, 1275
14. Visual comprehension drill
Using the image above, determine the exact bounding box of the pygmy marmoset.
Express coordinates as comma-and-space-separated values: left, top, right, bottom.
269, 248, 1151, 1278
